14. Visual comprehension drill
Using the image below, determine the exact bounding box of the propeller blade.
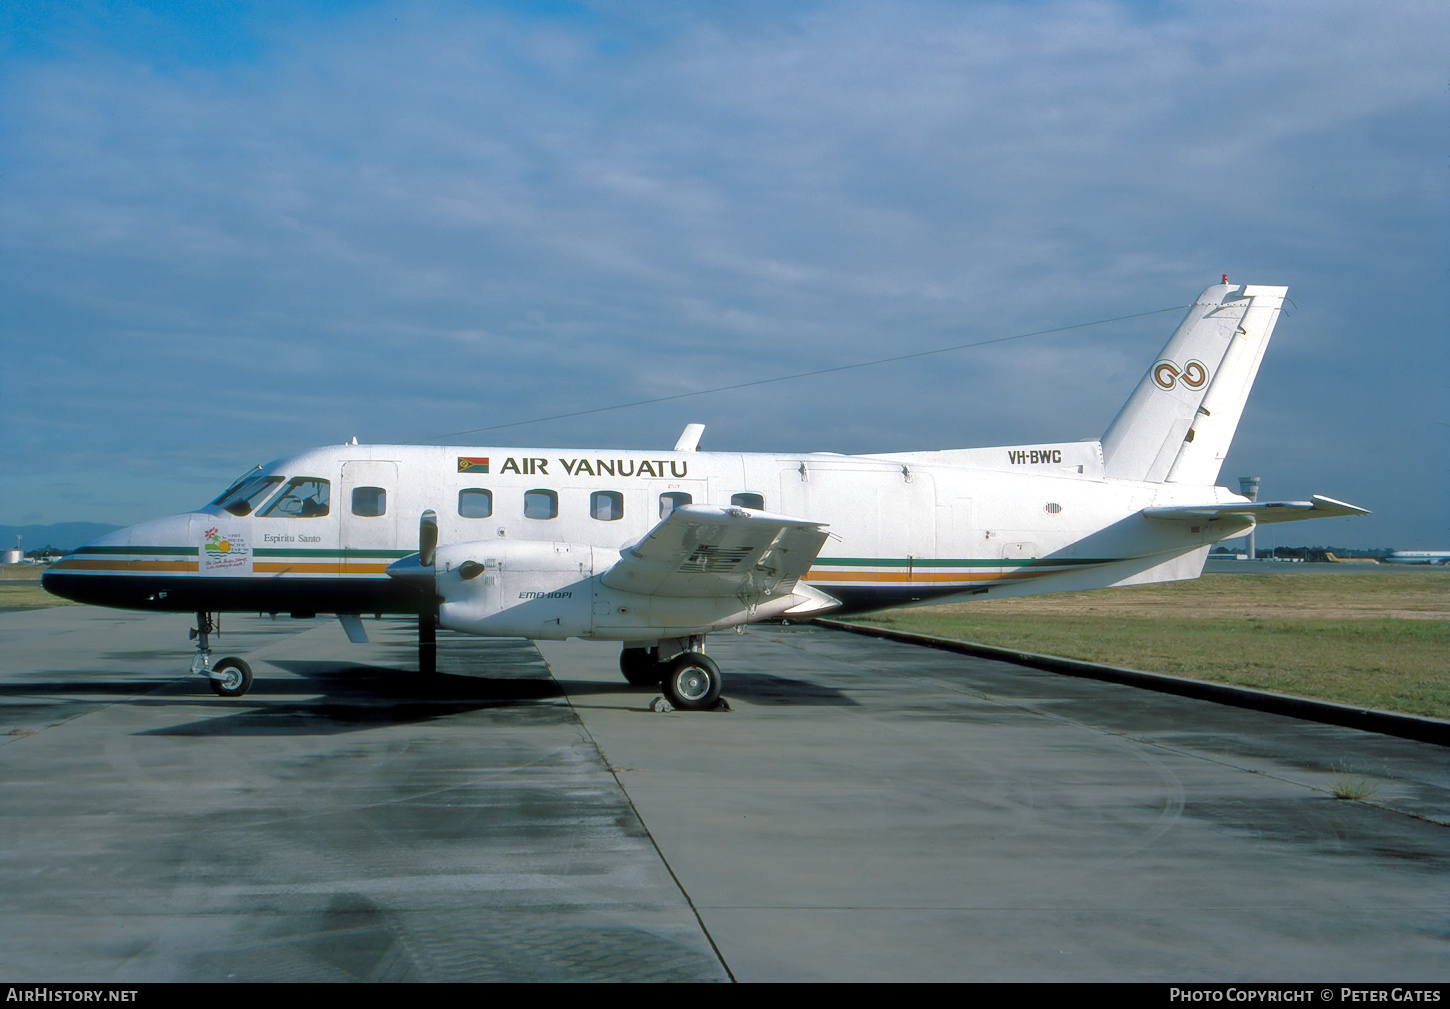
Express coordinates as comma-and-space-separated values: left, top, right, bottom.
419, 509, 438, 568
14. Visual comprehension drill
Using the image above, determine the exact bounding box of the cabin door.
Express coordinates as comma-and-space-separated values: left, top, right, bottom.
341, 460, 399, 576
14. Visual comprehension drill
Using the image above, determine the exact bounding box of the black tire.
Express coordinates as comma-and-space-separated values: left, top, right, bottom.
619, 647, 662, 687
209, 657, 253, 697
661, 652, 722, 711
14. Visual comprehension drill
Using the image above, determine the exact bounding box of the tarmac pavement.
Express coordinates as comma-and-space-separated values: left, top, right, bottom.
1, 606, 1445, 982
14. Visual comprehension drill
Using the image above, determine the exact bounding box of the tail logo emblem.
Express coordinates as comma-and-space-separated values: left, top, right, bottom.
1152, 359, 1208, 391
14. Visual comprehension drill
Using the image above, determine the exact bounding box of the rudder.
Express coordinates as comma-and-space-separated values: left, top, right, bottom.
1101, 282, 1287, 484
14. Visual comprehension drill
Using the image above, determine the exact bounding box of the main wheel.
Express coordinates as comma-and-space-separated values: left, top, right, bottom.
209, 657, 254, 697
619, 647, 662, 687
661, 652, 722, 711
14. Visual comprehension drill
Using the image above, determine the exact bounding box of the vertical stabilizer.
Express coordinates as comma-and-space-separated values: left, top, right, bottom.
1101, 283, 1286, 484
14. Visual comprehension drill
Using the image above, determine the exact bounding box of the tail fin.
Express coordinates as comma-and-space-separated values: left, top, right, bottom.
1101, 282, 1287, 484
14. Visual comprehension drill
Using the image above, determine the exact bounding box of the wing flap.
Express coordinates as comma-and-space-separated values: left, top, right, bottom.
602, 504, 830, 599
1143, 494, 1370, 525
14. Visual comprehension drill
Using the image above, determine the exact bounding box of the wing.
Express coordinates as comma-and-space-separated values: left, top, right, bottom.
1143, 494, 1370, 525
602, 504, 830, 600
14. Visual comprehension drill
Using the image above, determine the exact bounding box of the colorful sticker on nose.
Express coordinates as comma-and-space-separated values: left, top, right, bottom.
202, 526, 252, 574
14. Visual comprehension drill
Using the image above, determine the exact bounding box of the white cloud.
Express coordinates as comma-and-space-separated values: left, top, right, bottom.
0, 0, 1443, 540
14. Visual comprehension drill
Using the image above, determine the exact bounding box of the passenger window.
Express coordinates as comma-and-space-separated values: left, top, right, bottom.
524, 489, 558, 520
731, 493, 765, 510
459, 488, 493, 518
260, 478, 330, 518
659, 491, 692, 518
591, 491, 624, 521
351, 487, 386, 517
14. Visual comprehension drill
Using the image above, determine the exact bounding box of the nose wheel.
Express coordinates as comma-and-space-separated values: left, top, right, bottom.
209, 657, 254, 697
191, 611, 255, 698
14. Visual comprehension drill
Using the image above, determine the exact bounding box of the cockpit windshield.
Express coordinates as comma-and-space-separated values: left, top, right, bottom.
211, 466, 261, 504
210, 471, 285, 517
259, 477, 331, 518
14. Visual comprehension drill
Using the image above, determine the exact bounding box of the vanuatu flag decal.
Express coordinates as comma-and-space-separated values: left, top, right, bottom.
458, 456, 490, 473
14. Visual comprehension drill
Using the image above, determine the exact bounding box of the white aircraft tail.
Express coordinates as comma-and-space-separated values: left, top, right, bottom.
1101, 282, 1287, 484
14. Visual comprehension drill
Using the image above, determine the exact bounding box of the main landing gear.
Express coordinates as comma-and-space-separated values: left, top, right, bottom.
620, 638, 723, 711
190, 611, 254, 698
619, 647, 662, 687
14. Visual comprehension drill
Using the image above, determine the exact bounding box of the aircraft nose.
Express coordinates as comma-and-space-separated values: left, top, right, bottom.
38, 560, 69, 600
39, 523, 134, 603
40, 514, 198, 607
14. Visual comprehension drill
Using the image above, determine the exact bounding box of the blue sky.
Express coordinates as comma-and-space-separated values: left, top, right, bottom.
1, 0, 1444, 547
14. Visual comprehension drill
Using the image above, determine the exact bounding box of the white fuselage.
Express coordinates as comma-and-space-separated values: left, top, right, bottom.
44, 437, 1253, 636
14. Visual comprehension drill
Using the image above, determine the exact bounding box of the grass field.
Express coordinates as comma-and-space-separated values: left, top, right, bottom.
0, 565, 75, 611
844, 569, 1450, 719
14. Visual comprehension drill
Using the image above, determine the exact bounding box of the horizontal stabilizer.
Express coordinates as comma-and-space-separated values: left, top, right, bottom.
1143, 494, 1370, 525
603, 504, 830, 600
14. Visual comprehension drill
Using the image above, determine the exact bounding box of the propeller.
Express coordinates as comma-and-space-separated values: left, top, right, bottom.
419, 509, 438, 568
415, 509, 440, 675
382, 510, 442, 672
384, 510, 439, 590
385, 509, 491, 595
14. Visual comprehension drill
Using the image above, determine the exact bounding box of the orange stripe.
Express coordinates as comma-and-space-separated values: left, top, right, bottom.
253, 562, 390, 574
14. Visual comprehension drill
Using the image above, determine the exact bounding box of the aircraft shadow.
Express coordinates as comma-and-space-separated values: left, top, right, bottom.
0, 678, 184, 698
5, 649, 855, 738
715, 671, 858, 705
551, 671, 857, 706
139, 662, 567, 737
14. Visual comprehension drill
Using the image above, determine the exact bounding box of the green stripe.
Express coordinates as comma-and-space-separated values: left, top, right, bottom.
72, 545, 198, 556
814, 556, 1118, 568
253, 548, 413, 558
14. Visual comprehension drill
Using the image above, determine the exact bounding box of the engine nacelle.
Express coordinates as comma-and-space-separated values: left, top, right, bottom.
429, 538, 838, 641
435, 540, 595, 639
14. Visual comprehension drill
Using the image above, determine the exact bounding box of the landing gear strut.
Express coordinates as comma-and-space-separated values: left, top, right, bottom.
190, 611, 254, 697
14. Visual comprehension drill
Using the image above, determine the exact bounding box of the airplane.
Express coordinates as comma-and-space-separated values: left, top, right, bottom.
1382, 551, 1450, 565
43, 280, 1369, 710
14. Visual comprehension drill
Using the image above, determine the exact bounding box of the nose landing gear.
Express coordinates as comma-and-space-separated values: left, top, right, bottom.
190, 611, 254, 697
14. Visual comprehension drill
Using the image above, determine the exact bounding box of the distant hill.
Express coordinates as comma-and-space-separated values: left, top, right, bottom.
1, 523, 123, 554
